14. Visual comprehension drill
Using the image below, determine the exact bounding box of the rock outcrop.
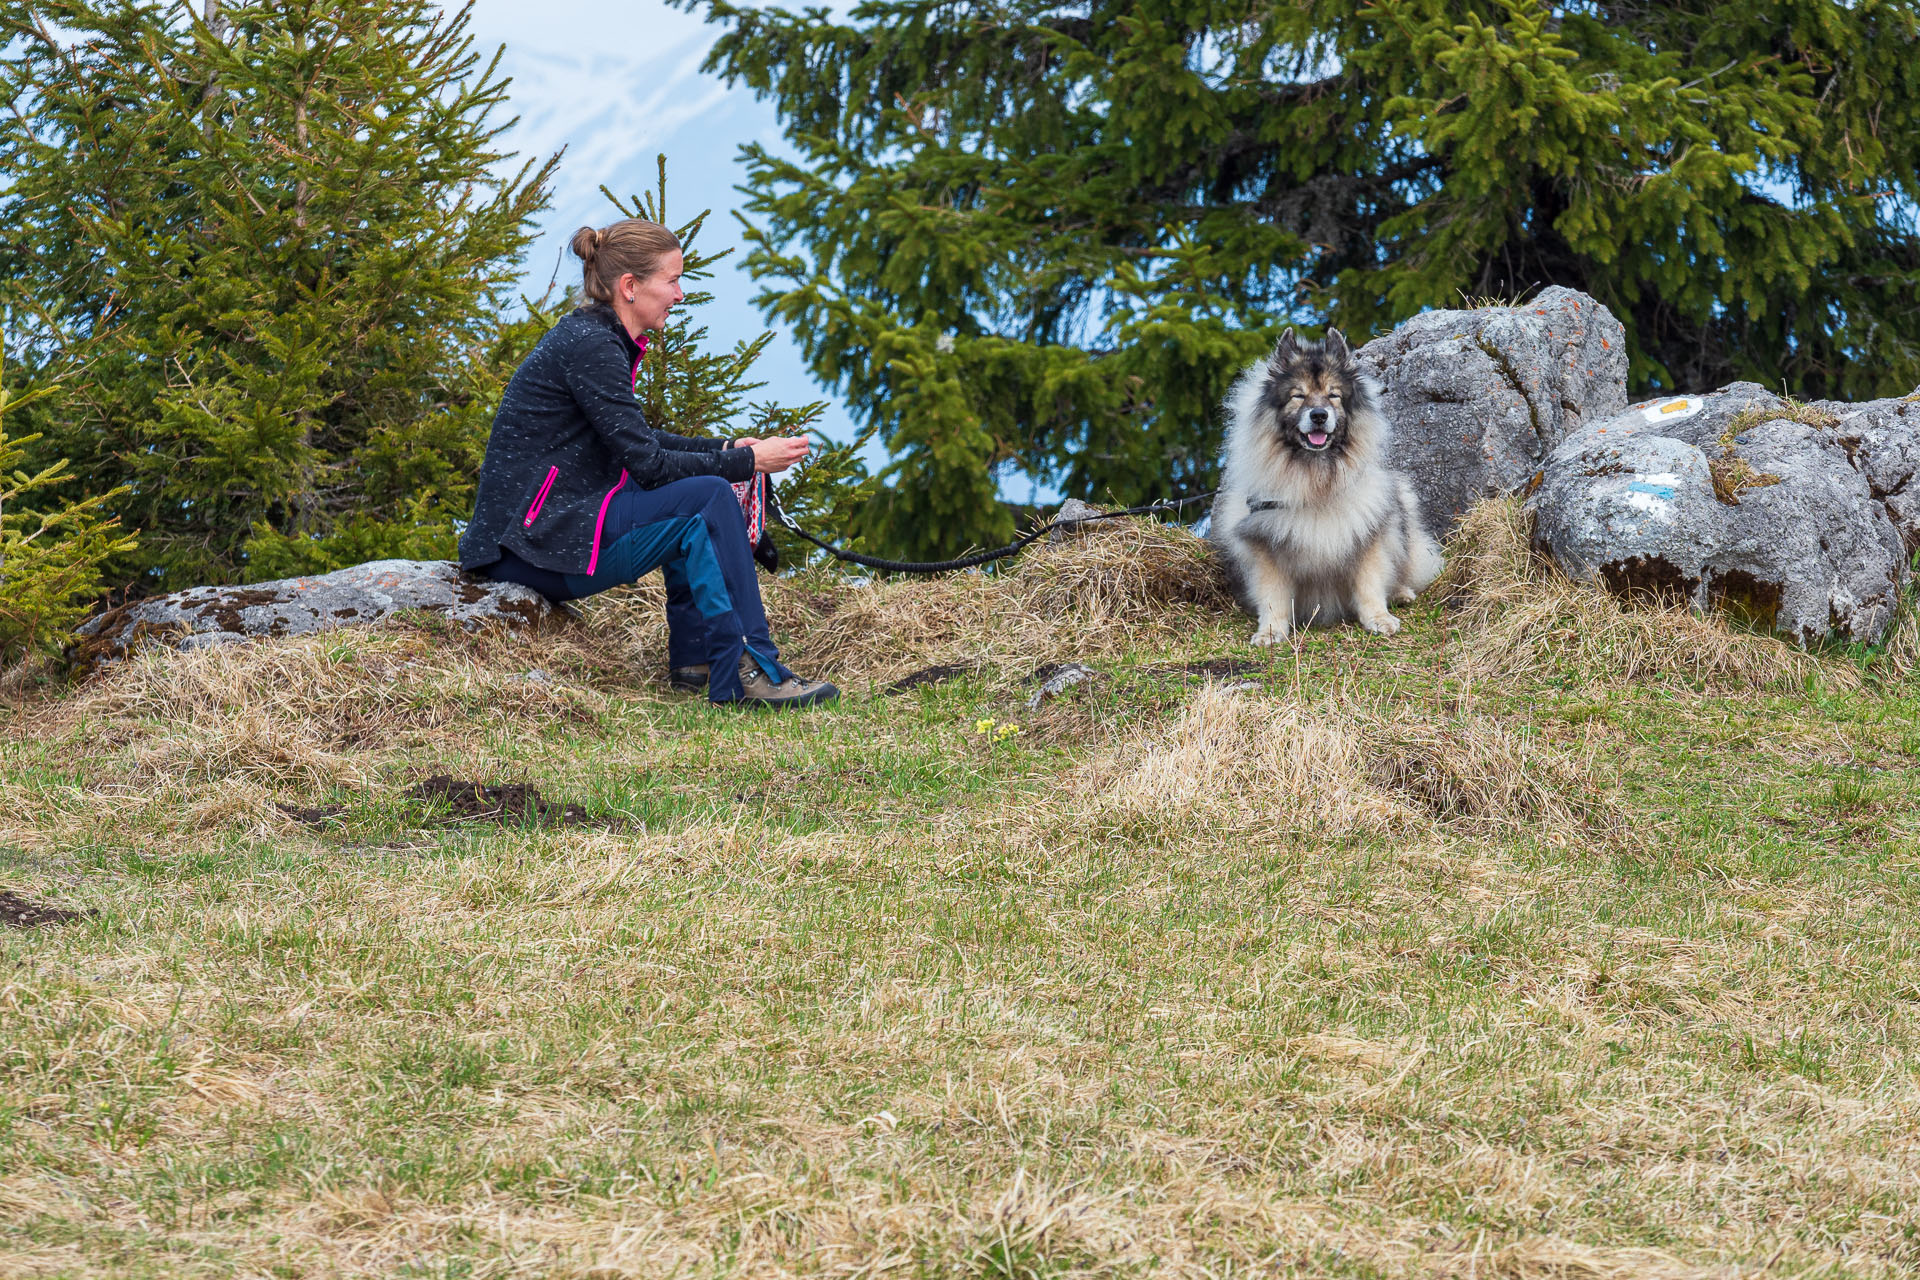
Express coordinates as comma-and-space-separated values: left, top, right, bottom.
1815, 391, 1920, 552
1359, 286, 1630, 535
1351, 286, 1920, 646
1529, 385, 1917, 645
72, 559, 562, 669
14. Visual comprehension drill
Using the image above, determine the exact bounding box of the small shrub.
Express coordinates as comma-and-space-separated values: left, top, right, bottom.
0, 368, 137, 665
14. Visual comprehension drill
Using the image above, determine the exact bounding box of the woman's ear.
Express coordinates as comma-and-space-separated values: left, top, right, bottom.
617, 272, 637, 303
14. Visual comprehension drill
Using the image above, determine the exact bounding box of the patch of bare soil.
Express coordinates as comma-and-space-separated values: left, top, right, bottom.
732, 764, 885, 805
403, 776, 608, 828
1, 888, 92, 929
276, 802, 348, 827
883, 664, 980, 693
1146, 657, 1266, 679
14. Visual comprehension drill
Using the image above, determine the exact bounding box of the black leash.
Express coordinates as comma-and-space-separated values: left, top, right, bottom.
765, 485, 1218, 575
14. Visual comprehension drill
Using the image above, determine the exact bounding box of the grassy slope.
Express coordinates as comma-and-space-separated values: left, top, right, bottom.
2, 508, 1918, 1279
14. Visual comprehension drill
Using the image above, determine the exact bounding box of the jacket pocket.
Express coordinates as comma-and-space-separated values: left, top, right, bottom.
522, 466, 559, 528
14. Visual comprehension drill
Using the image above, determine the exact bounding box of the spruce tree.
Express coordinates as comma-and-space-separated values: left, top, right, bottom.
0, 0, 556, 593
0, 358, 136, 663
684, 0, 1920, 558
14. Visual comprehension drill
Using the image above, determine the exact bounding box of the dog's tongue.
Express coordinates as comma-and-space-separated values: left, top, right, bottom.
1308, 430, 1329, 447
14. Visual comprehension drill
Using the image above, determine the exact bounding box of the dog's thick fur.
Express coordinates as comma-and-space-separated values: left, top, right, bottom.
1208, 327, 1443, 644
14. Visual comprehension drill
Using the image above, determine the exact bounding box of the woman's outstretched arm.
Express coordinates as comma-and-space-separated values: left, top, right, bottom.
561, 331, 755, 487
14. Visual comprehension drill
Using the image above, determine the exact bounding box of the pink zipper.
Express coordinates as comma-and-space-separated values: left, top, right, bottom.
585, 470, 629, 576
522, 466, 559, 527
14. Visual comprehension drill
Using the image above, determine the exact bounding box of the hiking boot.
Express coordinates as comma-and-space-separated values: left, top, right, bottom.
733, 658, 838, 709
668, 663, 709, 692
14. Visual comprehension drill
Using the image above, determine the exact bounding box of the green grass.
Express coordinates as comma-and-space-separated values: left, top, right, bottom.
3, 567, 1919, 1278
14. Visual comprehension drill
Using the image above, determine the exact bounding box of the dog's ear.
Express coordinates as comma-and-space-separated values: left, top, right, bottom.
1324, 327, 1351, 362
1271, 327, 1299, 365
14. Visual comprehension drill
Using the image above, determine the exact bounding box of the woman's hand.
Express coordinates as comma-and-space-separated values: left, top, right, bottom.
749, 436, 811, 475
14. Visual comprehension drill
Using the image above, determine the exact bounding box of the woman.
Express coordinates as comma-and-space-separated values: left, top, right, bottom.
459, 218, 837, 708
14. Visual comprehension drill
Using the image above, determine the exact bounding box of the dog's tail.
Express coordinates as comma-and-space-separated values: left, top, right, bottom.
1398, 476, 1445, 593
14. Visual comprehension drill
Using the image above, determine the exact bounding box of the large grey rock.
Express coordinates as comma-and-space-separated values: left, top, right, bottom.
72, 559, 562, 669
1358, 286, 1630, 534
1815, 392, 1920, 552
1529, 384, 1913, 645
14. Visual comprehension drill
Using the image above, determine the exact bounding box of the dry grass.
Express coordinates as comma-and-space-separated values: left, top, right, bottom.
1434, 499, 1851, 692
1869, 582, 1920, 681
1457, 288, 1535, 310
5, 514, 1920, 1278
586, 515, 1231, 689
1722, 397, 1842, 436
1081, 684, 1623, 848
33, 621, 611, 787
0, 621, 622, 853
1707, 407, 1805, 507
1086, 684, 1410, 837
1367, 711, 1622, 839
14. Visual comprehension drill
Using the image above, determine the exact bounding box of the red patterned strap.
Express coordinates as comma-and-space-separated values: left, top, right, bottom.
733, 473, 766, 545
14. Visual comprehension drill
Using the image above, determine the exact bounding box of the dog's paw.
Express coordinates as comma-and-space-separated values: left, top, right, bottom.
1392, 586, 1419, 604
1359, 612, 1402, 637
1250, 622, 1290, 647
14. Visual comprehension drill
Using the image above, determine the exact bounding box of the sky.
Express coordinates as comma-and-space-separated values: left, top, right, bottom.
459, 0, 862, 447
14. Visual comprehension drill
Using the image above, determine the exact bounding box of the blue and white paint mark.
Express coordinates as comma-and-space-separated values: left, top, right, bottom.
1623, 471, 1681, 514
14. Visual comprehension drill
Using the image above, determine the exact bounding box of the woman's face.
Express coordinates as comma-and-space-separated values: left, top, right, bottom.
621, 250, 685, 332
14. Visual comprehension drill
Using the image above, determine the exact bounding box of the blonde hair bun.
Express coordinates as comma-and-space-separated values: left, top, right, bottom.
569, 225, 601, 267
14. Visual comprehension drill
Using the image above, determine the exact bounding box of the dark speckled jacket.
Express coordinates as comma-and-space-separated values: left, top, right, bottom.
458, 304, 756, 576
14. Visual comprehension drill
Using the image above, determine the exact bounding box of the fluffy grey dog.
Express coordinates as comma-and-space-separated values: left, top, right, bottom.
1209, 328, 1443, 644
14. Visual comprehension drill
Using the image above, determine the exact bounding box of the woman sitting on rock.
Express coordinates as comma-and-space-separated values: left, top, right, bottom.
460, 217, 837, 708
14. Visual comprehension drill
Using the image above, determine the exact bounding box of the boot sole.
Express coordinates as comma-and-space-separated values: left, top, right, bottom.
722, 684, 840, 710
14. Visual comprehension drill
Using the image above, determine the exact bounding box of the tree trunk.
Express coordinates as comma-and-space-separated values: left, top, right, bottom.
200, 1, 228, 124
293, 27, 309, 231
